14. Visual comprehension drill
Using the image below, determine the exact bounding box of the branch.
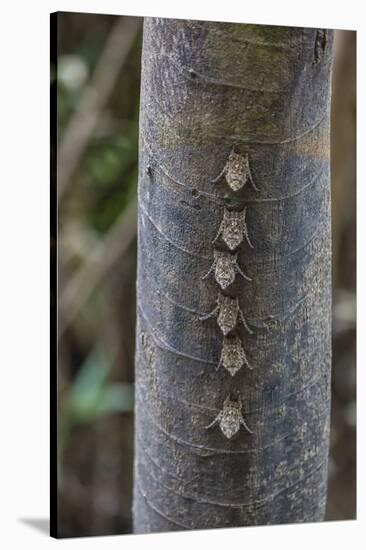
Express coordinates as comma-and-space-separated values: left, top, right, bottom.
59, 197, 137, 339
58, 17, 141, 200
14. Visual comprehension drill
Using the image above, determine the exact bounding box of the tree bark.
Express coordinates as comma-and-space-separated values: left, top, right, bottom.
133, 18, 334, 532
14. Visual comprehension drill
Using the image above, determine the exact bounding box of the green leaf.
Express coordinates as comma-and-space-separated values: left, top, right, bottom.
63, 347, 134, 425
93, 383, 134, 416
65, 347, 110, 423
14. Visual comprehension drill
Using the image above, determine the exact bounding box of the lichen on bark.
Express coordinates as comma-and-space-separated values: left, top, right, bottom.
133, 18, 334, 533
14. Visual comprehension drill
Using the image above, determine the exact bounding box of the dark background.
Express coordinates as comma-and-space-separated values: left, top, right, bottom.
54, 13, 356, 537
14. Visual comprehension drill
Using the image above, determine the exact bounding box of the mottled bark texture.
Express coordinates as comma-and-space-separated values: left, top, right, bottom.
133, 18, 333, 533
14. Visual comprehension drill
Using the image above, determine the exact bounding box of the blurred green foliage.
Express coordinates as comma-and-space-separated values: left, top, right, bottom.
57, 13, 141, 469
57, 13, 141, 235
82, 125, 138, 234
60, 347, 134, 451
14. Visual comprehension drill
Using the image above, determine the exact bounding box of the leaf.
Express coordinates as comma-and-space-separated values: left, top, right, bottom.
63, 347, 133, 424
93, 383, 134, 416
67, 347, 109, 419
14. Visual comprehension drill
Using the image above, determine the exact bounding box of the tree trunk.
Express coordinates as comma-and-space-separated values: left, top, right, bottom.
133, 18, 334, 533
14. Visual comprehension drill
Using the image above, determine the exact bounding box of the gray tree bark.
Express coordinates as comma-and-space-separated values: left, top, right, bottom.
133, 18, 333, 533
